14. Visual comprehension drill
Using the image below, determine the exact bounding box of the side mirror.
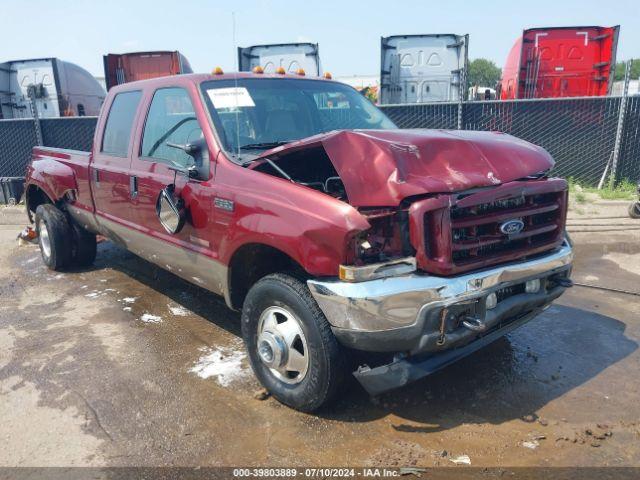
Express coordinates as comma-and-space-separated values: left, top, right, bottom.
166, 138, 209, 180
156, 184, 186, 234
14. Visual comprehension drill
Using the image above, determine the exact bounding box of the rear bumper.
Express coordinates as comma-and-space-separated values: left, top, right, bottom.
307, 241, 573, 355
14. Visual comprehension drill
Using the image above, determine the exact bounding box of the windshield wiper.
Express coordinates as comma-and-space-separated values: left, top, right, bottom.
239, 141, 291, 150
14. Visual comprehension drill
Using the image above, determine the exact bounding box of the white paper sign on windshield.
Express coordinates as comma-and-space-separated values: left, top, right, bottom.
207, 87, 255, 109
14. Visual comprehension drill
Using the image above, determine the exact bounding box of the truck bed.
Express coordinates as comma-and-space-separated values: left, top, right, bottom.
27, 146, 94, 214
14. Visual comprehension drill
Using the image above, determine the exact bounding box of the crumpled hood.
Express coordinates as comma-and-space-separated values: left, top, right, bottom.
263, 129, 555, 207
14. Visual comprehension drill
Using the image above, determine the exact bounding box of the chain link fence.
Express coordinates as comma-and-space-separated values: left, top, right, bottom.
0, 117, 97, 178
0, 119, 40, 177
380, 96, 640, 186
618, 95, 640, 183
378, 102, 460, 130
40, 117, 97, 152
0, 96, 639, 187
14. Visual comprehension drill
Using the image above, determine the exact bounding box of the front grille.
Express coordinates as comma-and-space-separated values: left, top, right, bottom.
449, 191, 564, 265
417, 180, 568, 275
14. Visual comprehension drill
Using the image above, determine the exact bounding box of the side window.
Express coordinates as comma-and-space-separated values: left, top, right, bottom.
101, 91, 142, 156
141, 88, 202, 168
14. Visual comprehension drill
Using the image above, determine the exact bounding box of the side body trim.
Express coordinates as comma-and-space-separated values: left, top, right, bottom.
67, 206, 229, 299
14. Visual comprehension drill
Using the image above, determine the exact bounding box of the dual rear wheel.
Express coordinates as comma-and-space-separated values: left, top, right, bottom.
35, 204, 97, 270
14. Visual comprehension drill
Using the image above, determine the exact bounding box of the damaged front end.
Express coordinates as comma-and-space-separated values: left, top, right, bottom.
249, 128, 574, 395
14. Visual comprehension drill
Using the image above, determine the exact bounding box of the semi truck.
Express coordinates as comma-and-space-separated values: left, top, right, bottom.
0, 58, 105, 119
238, 43, 321, 76
103, 51, 193, 91
379, 34, 469, 104
23, 71, 572, 411
499, 26, 620, 99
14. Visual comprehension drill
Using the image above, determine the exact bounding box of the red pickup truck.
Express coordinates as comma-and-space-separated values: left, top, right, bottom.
24, 72, 573, 411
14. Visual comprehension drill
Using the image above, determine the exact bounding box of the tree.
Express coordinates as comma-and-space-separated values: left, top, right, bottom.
614, 60, 640, 81
468, 58, 502, 87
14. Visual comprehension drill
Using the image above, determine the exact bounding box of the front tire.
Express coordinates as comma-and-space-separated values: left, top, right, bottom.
35, 204, 72, 270
241, 273, 345, 412
629, 202, 640, 219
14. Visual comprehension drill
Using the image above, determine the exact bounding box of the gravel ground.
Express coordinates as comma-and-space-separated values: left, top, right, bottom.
0, 200, 639, 468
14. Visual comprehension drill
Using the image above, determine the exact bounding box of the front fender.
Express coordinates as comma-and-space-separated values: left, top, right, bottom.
221, 209, 367, 277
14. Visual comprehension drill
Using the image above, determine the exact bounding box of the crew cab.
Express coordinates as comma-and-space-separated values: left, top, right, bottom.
24, 71, 573, 411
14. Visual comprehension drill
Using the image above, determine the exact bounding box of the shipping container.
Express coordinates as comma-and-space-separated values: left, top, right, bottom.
0, 58, 105, 119
379, 34, 469, 104
499, 26, 620, 99
103, 51, 193, 91
238, 43, 321, 76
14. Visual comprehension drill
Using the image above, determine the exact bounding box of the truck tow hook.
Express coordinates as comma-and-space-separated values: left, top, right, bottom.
462, 316, 487, 332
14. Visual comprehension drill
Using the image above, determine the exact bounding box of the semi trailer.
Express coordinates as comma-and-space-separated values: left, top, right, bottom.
0, 58, 105, 119
379, 34, 469, 104
499, 26, 620, 99
238, 43, 321, 76
103, 51, 193, 91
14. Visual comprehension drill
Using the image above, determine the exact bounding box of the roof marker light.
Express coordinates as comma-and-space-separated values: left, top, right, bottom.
212, 67, 224, 75
275, 66, 286, 75
252, 66, 264, 74
296, 68, 305, 76
323, 72, 332, 80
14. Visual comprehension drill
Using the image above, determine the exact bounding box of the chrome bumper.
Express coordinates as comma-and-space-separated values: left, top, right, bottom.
307, 242, 573, 354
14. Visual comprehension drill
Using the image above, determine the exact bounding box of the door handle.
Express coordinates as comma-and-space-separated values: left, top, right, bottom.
129, 175, 138, 199
92, 168, 100, 185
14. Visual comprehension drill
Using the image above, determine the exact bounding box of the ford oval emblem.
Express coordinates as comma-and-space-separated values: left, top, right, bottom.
499, 219, 525, 235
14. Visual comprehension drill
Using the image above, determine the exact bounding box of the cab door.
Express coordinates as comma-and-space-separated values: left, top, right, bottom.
91, 90, 142, 228
127, 86, 223, 294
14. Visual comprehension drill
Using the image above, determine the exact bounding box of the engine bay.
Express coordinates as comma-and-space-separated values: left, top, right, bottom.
250, 146, 347, 201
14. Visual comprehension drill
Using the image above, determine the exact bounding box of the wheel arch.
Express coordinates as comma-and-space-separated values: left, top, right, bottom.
227, 242, 308, 311
25, 158, 78, 222
25, 184, 55, 223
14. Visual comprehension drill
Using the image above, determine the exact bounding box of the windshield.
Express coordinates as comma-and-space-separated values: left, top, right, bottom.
200, 78, 396, 154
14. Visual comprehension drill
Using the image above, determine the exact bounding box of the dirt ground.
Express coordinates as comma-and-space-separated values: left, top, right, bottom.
0, 197, 639, 468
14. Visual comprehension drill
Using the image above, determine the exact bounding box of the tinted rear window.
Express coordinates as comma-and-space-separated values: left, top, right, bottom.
101, 91, 142, 156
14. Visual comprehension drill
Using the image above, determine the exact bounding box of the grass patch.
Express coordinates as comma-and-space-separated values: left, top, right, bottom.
567, 177, 637, 201
574, 192, 587, 203
598, 179, 638, 200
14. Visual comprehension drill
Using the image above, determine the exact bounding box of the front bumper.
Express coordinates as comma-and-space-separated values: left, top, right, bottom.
307, 241, 573, 355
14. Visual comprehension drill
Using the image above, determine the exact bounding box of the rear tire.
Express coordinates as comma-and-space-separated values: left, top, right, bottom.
35, 204, 72, 271
628, 202, 640, 219
241, 273, 345, 412
70, 222, 97, 267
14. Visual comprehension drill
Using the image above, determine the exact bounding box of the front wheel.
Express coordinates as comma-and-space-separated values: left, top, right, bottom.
241, 273, 345, 412
629, 202, 640, 219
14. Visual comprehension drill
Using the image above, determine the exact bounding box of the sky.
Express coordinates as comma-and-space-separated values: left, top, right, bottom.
2, 0, 639, 77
